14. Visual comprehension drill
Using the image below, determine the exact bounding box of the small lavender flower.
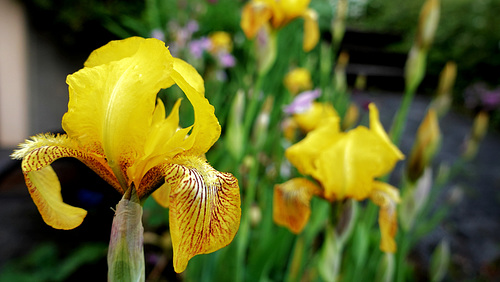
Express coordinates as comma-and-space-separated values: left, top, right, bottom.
151, 29, 165, 42
217, 52, 236, 68
186, 20, 199, 34
284, 89, 321, 114
189, 37, 212, 58
464, 82, 500, 111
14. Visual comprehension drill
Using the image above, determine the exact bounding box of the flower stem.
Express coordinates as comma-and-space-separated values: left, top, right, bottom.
107, 185, 145, 282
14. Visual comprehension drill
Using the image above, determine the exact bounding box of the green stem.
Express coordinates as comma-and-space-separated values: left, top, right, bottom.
107, 186, 145, 282
390, 87, 416, 147
243, 73, 265, 134
395, 229, 412, 282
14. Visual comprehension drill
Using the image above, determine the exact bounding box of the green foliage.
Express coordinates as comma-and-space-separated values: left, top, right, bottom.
0, 242, 106, 281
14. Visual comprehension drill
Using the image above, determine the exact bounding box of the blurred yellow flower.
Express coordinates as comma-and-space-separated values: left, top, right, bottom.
208, 31, 233, 54
284, 67, 313, 95
11, 37, 240, 273
240, 0, 319, 51
274, 103, 404, 252
293, 102, 339, 133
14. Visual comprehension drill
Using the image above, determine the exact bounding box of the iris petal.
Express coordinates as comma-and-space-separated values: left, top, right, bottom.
368, 103, 405, 166
273, 178, 320, 233
293, 102, 339, 133
63, 37, 174, 188
302, 9, 319, 51
370, 181, 400, 253
286, 116, 340, 176
241, 1, 273, 38
26, 166, 87, 230
165, 157, 240, 273
12, 134, 121, 229
170, 58, 221, 157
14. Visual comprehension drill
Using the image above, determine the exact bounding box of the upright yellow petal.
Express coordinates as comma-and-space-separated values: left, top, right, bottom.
317, 126, 402, 200
63, 37, 174, 188
273, 178, 321, 233
286, 116, 341, 176
293, 102, 339, 133
280, 0, 310, 18
165, 156, 240, 273
170, 58, 221, 157
369, 103, 405, 169
83, 37, 146, 68
129, 98, 186, 180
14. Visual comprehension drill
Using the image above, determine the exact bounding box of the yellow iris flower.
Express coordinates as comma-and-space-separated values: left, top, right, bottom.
274, 103, 404, 252
241, 0, 319, 51
284, 67, 313, 95
208, 31, 233, 54
11, 37, 241, 272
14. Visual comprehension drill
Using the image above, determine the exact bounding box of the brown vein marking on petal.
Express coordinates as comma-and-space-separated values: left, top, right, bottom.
166, 157, 240, 273
137, 164, 169, 199
22, 145, 122, 194
273, 178, 320, 234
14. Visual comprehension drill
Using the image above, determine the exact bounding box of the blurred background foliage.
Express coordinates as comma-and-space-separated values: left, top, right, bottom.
349, 0, 500, 95
22, 0, 500, 103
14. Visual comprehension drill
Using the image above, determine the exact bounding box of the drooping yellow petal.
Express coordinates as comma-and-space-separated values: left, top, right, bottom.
302, 9, 319, 52
63, 37, 174, 188
241, 1, 273, 39
165, 156, 240, 273
11, 134, 129, 229
273, 178, 320, 233
25, 166, 87, 230
11, 134, 124, 229
12, 133, 122, 193
370, 181, 401, 253
170, 58, 221, 157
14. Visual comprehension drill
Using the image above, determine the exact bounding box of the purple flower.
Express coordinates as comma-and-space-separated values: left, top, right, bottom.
464, 82, 500, 111
186, 20, 199, 34
284, 89, 321, 114
189, 37, 212, 58
151, 29, 165, 42
217, 52, 236, 68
